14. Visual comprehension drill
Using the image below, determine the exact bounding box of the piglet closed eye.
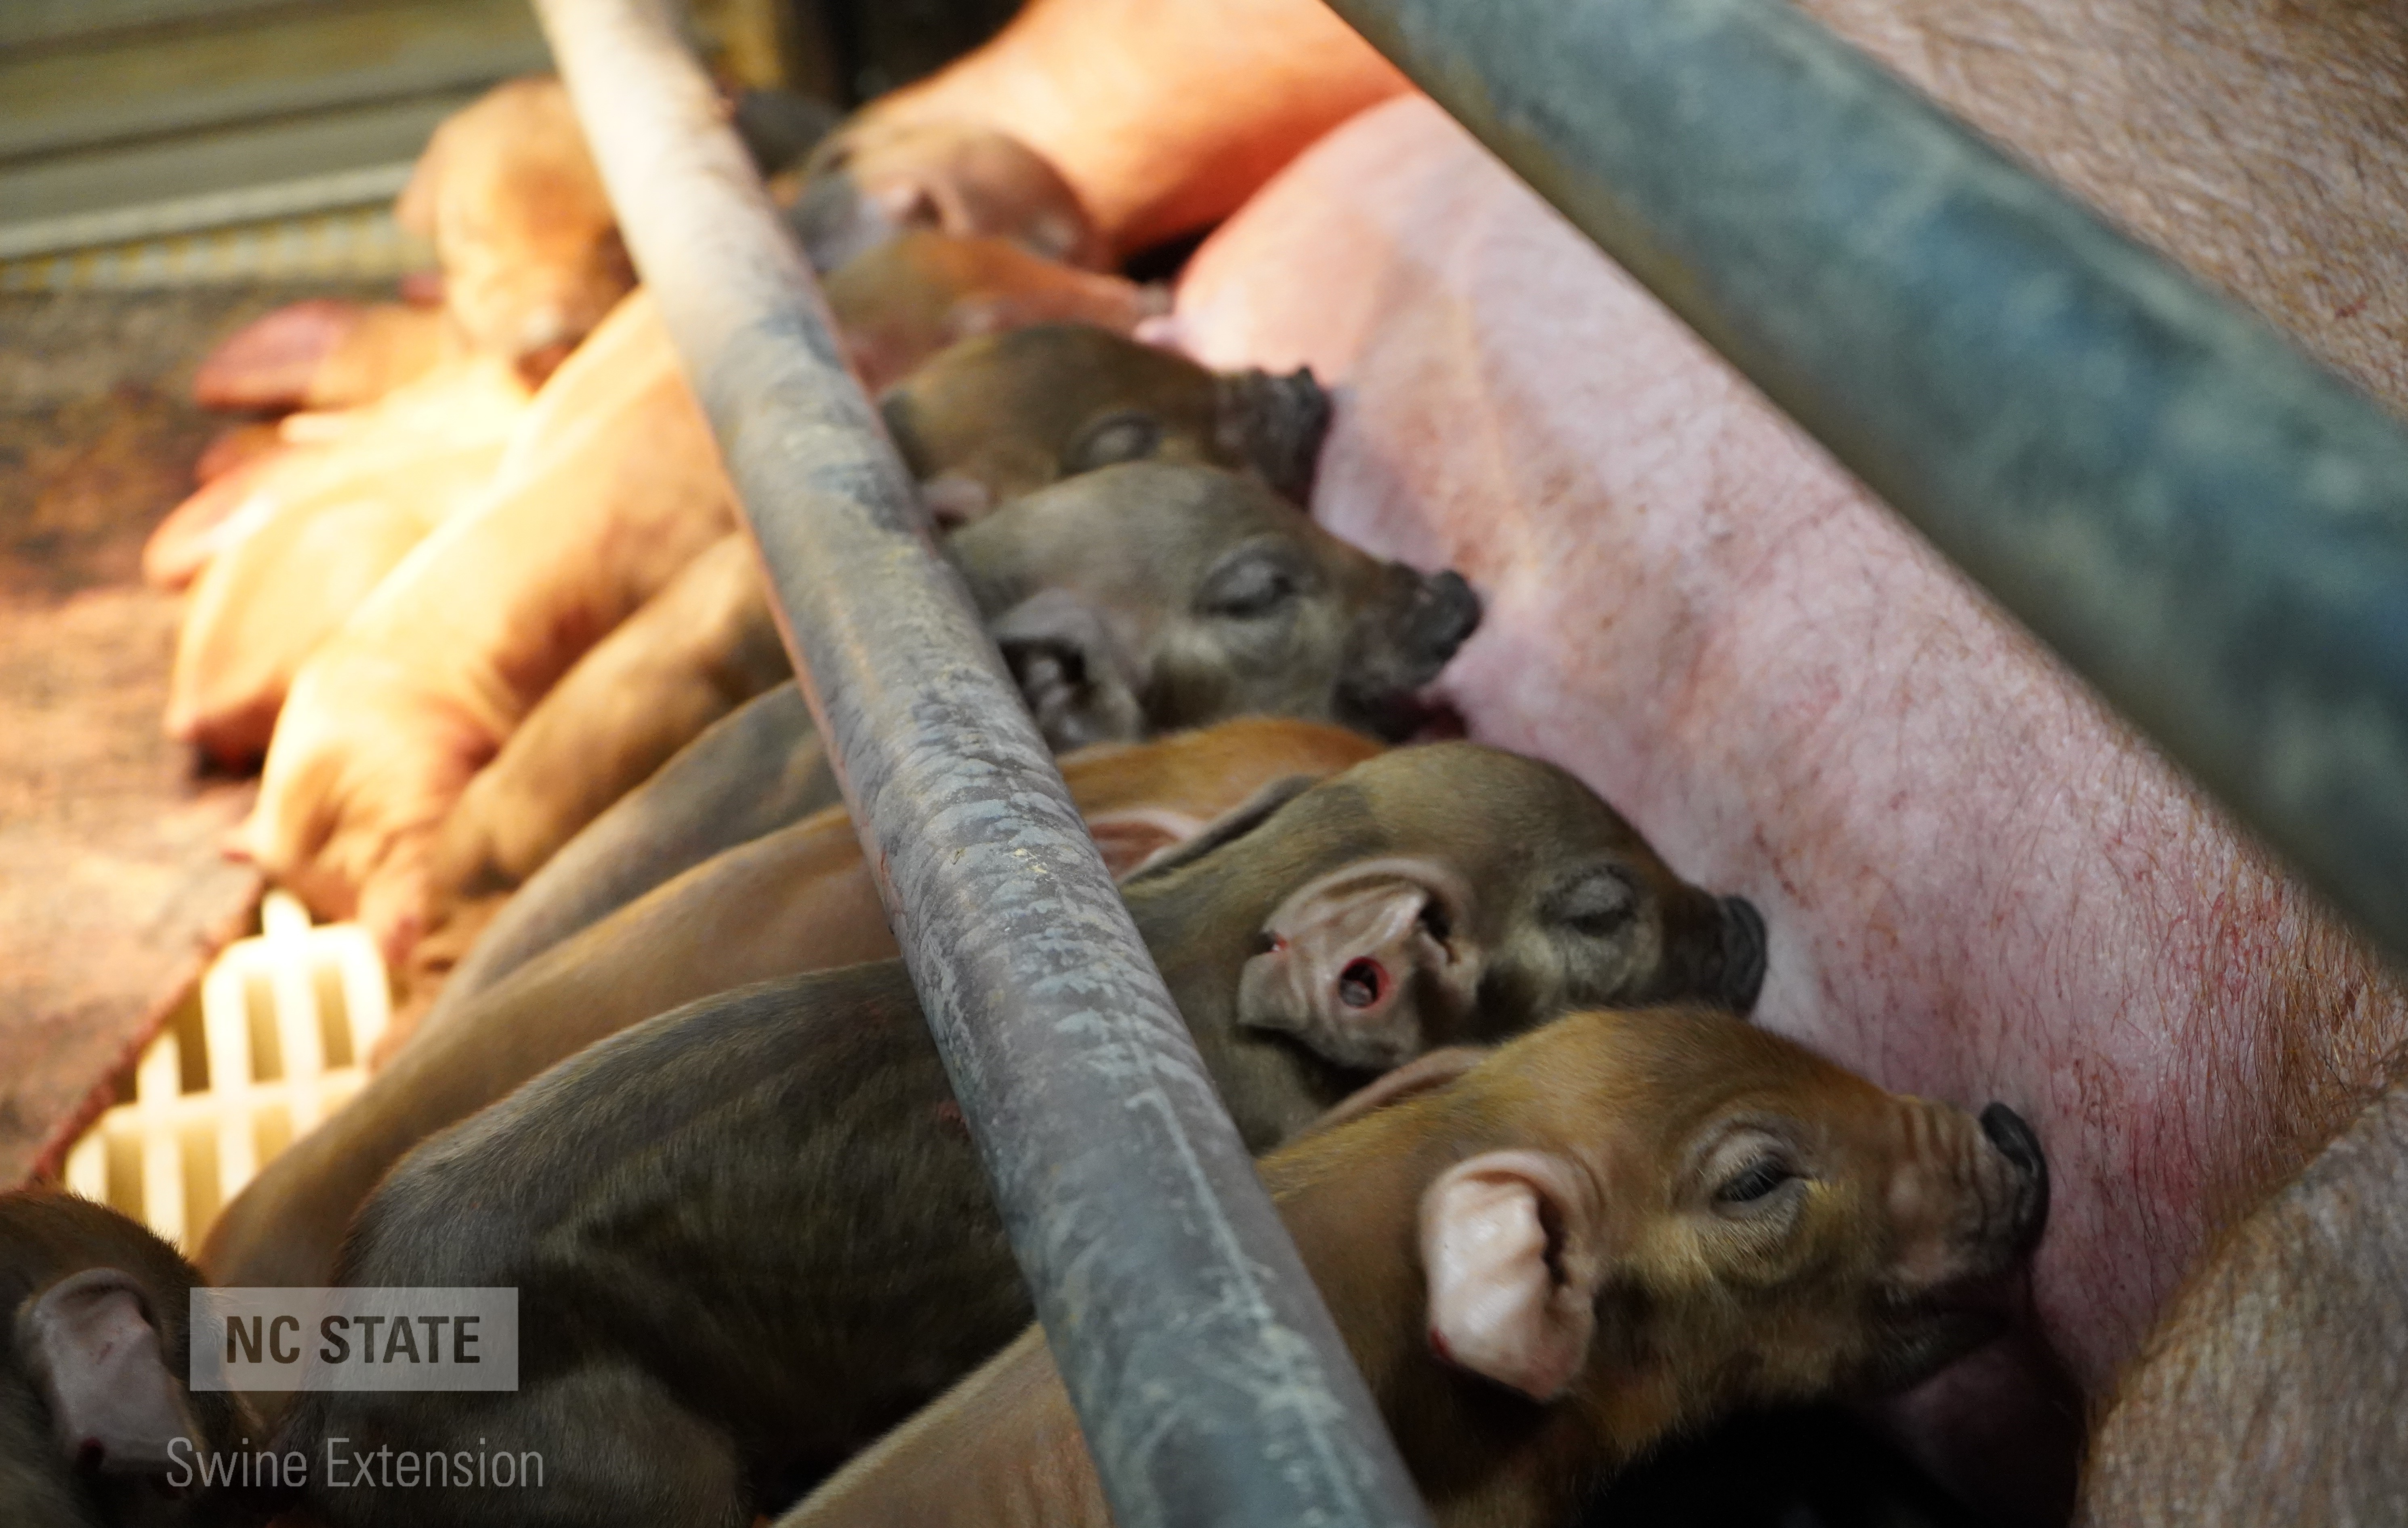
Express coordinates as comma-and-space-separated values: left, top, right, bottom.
1237, 857, 1482, 1070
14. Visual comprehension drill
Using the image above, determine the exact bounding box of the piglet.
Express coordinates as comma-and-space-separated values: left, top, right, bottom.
204, 718, 1386, 1294
268, 745, 1771, 1527
780, 1004, 2049, 1528
189, 299, 454, 417
425, 333, 1333, 903
824, 230, 1167, 394
789, 118, 1112, 273
0, 1191, 261, 1527
162, 356, 534, 765
189, 75, 630, 418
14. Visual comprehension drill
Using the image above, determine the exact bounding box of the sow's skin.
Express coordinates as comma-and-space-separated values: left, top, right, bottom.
782, 1006, 2048, 1528
277, 746, 1771, 1528
0, 1192, 261, 1528
423, 330, 1334, 907
427, 462, 1481, 1013
202, 718, 1387, 1291
2078, 1064, 2408, 1527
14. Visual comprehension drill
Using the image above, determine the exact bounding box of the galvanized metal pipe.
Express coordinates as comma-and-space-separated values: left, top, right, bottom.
1328, 0, 2408, 967
530, 2, 1434, 1524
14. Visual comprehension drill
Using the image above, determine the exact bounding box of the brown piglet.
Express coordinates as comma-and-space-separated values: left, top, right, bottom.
204, 718, 1387, 1293
781, 1005, 2048, 1528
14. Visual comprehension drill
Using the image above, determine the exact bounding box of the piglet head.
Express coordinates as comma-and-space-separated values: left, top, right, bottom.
1331, 561, 1482, 742
790, 121, 1108, 274
1212, 364, 1333, 505
399, 77, 631, 377
882, 326, 1324, 522
1238, 857, 1483, 1072
950, 464, 1482, 747
1411, 1007, 2047, 1452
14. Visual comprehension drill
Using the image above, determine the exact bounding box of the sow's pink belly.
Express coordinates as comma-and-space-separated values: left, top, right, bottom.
1173, 92, 2404, 1468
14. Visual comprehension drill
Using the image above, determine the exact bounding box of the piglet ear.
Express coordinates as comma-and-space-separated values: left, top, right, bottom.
16, 1268, 202, 1477
919, 473, 994, 530
1292, 1045, 1490, 1142
988, 589, 1146, 751
1236, 857, 1482, 1072
1117, 775, 1319, 886
1082, 808, 1208, 880
1419, 1151, 1604, 1403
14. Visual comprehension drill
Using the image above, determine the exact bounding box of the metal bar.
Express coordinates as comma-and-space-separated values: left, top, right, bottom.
1327, 0, 2408, 968
530, 3, 1435, 1525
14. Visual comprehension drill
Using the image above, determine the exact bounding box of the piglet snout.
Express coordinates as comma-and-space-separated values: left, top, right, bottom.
1978, 1103, 2041, 1175
1337, 569, 1483, 740
1978, 1102, 2050, 1246
1406, 570, 1483, 670
1717, 894, 1767, 1014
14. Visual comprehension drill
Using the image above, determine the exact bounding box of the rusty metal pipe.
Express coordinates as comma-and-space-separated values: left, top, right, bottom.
529, 2, 1435, 1524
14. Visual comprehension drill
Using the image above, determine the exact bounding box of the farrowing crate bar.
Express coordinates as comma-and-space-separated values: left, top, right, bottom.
529, 2, 1435, 1526
1326, 0, 2408, 973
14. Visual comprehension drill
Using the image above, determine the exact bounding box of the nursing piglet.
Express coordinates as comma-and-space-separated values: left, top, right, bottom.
823, 230, 1167, 393
426, 461, 1478, 1001
275, 744, 1770, 1528
204, 718, 1384, 1291
882, 320, 1328, 520
782, 1004, 2048, 1528
189, 75, 628, 417
425, 336, 1333, 904
789, 118, 1112, 274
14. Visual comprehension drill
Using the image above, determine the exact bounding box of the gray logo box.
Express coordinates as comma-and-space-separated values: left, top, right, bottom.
190, 1288, 518, 1391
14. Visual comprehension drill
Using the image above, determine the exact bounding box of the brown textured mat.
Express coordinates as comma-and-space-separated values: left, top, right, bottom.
0, 283, 378, 1185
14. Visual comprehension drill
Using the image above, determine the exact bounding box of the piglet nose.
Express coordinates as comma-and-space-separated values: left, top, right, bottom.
1980, 1103, 2046, 1183
1415, 570, 1483, 660
1396, 568, 1483, 675
1979, 1103, 2049, 1248
1717, 894, 1767, 1014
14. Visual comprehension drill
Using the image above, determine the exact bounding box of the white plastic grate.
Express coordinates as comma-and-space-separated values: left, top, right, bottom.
64, 890, 390, 1251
